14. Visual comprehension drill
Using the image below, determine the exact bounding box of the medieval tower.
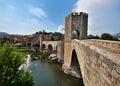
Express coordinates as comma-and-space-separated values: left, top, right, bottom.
64, 12, 88, 67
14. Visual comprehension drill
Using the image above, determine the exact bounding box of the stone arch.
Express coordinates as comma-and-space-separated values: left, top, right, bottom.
47, 44, 53, 54
70, 49, 84, 85
72, 30, 80, 39
41, 44, 45, 50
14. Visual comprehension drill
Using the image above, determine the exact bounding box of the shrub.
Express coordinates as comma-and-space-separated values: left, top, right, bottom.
0, 43, 34, 86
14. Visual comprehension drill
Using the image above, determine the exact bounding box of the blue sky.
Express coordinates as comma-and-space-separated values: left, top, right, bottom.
0, 0, 120, 35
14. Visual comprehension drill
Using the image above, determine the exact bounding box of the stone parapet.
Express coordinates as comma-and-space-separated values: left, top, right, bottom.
84, 39, 120, 51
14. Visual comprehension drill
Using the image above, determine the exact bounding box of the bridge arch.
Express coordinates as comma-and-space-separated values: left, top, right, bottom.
41, 41, 62, 55
70, 49, 84, 84
71, 49, 80, 69
41, 44, 45, 50
47, 44, 53, 54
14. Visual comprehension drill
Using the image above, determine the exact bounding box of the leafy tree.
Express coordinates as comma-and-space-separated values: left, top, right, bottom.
0, 43, 34, 86
87, 34, 100, 39
35, 32, 39, 34
95, 35, 100, 39
42, 30, 46, 33
51, 32, 63, 40
88, 33, 119, 41
101, 33, 113, 40
113, 37, 119, 41
87, 34, 95, 39
38, 31, 42, 34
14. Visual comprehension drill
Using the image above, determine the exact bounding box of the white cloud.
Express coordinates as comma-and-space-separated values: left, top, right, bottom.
27, 18, 43, 31
73, 0, 120, 35
57, 25, 65, 34
29, 6, 47, 18
73, 0, 115, 13
6, 4, 16, 10
27, 18, 41, 26
26, 18, 57, 33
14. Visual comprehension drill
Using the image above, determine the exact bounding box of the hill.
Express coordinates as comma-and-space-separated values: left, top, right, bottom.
113, 33, 120, 37
0, 32, 22, 36
0, 32, 9, 36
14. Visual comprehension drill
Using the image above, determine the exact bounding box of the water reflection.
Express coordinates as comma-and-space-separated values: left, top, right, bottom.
28, 59, 84, 86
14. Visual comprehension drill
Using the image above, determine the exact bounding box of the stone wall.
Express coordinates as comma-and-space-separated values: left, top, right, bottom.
85, 39, 120, 51
42, 41, 62, 50
57, 41, 64, 63
42, 41, 64, 63
63, 39, 120, 86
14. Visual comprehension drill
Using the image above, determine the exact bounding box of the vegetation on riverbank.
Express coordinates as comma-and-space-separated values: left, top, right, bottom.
0, 43, 34, 86
31, 50, 48, 60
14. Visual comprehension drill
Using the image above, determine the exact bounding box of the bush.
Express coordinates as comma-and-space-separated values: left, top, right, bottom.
101, 33, 113, 40
87, 34, 100, 39
0, 43, 34, 86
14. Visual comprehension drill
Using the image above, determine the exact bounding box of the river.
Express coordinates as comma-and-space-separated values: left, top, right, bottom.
28, 58, 84, 86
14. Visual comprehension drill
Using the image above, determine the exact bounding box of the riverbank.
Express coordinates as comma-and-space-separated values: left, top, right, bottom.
30, 50, 82, 79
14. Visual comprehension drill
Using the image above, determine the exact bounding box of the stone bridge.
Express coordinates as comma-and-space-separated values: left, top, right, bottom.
41, 39, 120, 86
63, 39, 120, 86
41, 41, 64, 61
40, 12, 120, 86
41, 41, 61, 51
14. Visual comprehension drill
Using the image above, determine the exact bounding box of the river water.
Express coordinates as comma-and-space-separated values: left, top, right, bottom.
28, 58, 84, 86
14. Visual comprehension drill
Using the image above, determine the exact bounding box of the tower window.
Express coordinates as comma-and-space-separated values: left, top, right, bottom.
72, 30, 79, 39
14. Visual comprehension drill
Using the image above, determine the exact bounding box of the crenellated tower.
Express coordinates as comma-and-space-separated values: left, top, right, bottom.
64, 12, 88, 67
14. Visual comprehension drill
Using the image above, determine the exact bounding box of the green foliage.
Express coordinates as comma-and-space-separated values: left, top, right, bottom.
87, 34, 100, 39
35, 32, 39, 34
0, 43, 34, 86
101, 33, 113, 40
88, 33, 119, 41
35, 30, 47, 35
51, 32, 63, 40
13, 71, 34, 86
113, 37, 119, 41
87, 34, 94, 39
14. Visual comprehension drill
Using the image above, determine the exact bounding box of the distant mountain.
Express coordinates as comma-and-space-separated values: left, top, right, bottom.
113, 33, 120, 37
10, 34, 22, 36
0, 32, 22, 36
0, 32, 9, 36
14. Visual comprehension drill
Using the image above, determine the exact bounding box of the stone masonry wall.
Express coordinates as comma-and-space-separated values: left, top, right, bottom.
43, 41, 62, 50
70, 39, 120, 86
85, 39, 120, 51
57, 41, 64, 63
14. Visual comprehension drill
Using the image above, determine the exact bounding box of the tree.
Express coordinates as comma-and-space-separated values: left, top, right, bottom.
51, 32, 63, 40
101, 33, 113, 40
0, 43, 34, 86
39, 31, 42, 34
42, 30, 47, 35
87, 34, 100, 39
35, 32, 39, 34
113, 37, 119, 41
95, 35, 100, 39
87, 34, 95, 39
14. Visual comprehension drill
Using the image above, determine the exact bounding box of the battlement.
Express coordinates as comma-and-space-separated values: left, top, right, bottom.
71, 12, 88, 17
66, 12, 88, 19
